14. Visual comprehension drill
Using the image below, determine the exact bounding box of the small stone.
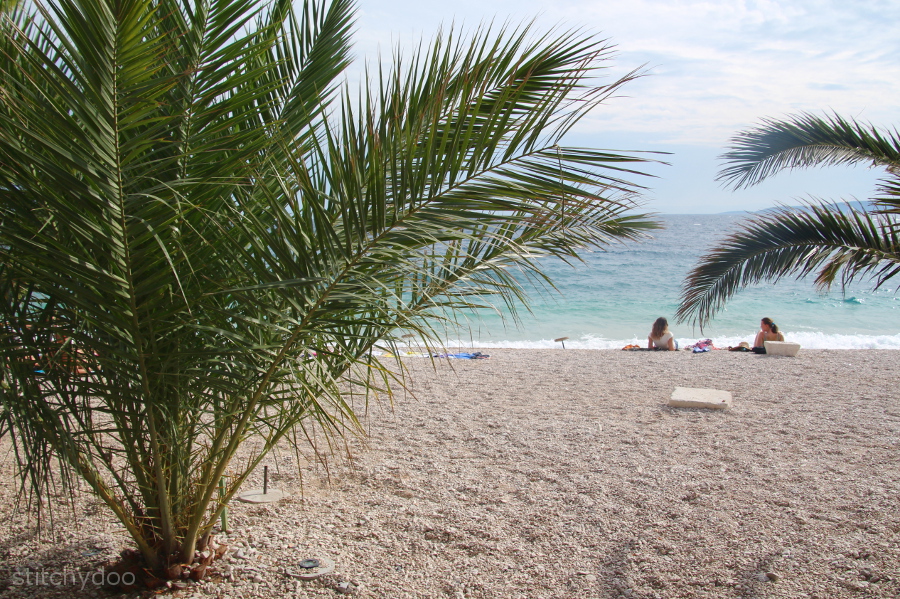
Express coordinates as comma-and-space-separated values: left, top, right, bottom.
585, 574, 598, 582
765, 572, 780, 582
335, 581, 355, 594
756, 572, 769, 582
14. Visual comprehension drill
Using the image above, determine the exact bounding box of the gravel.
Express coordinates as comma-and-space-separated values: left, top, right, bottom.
1, 348, 898, 598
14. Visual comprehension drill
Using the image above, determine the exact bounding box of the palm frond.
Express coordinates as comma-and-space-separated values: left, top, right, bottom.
279, 22, 663, 333
1, 0, 660, 577
717, 112, 900, 203
675, 203, 900, 328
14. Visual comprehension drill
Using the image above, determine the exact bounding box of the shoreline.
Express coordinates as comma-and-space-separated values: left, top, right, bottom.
389, 346, 900, 351
391, 338, 900, 351
1, 349, 898, 598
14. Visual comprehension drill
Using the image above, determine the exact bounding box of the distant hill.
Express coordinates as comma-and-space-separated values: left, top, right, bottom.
719, 200, 876, 215
781, 200, 875, 213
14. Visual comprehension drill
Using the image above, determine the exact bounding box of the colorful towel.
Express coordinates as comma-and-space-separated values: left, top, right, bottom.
435, 352, 490, 359
686, 338, 716, 352
380, 351, 490, 359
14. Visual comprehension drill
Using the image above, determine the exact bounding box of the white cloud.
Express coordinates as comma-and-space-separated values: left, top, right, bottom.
547, 0, 900, 143
352, 0, 898, 210
355, 0, 898, 143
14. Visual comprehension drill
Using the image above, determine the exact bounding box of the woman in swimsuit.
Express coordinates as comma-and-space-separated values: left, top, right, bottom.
648, 317, 677, 351
752, 317, 784, 353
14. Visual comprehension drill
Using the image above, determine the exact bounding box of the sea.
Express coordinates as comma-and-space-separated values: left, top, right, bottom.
430, 214, 900, 350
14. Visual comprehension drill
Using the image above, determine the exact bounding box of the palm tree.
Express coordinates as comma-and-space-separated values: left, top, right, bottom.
676, 112, 900, 327
0, 0, 658, 581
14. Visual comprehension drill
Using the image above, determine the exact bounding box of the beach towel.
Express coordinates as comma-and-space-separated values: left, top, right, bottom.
435, 352, 490, 359
686, 338, 715, 352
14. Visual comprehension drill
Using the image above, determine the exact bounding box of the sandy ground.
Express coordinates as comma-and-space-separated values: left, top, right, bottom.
1, 349, 899, 599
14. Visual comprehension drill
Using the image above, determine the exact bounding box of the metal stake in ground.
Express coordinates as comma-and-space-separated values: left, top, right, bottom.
219, 477, 229, 532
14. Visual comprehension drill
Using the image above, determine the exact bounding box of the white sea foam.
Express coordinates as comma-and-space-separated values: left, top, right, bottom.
431, 332, 900, 350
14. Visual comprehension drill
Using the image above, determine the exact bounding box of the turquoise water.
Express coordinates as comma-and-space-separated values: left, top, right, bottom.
435, 214, 900, 349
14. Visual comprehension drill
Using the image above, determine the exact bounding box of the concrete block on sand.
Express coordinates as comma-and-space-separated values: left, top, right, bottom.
765, 340, 801, 356
669, 387, 732, 409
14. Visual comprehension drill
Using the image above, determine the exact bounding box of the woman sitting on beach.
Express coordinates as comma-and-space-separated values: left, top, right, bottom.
752, 317, 784, 353
648, 317, 677, 351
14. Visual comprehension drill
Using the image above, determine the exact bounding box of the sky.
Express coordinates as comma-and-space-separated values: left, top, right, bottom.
350, 0, 900, 213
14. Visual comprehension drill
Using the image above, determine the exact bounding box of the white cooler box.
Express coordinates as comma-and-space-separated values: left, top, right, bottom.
764, 340, 801, 357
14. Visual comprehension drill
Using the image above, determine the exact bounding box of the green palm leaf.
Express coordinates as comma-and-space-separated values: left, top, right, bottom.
718, 112, 900, 212
676, 203, 900, 327
1, 0, 659, 578
678, 112, 900, 328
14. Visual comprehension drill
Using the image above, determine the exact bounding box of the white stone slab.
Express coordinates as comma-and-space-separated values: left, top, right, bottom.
669, 387, 732, 409
764, 341, 801, 357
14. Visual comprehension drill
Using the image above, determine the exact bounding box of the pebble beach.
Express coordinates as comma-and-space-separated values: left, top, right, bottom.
1, 348, 899, 598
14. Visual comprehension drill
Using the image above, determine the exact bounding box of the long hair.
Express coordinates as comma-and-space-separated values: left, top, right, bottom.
762, 317, 779, 334
651, 317, 668, 339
